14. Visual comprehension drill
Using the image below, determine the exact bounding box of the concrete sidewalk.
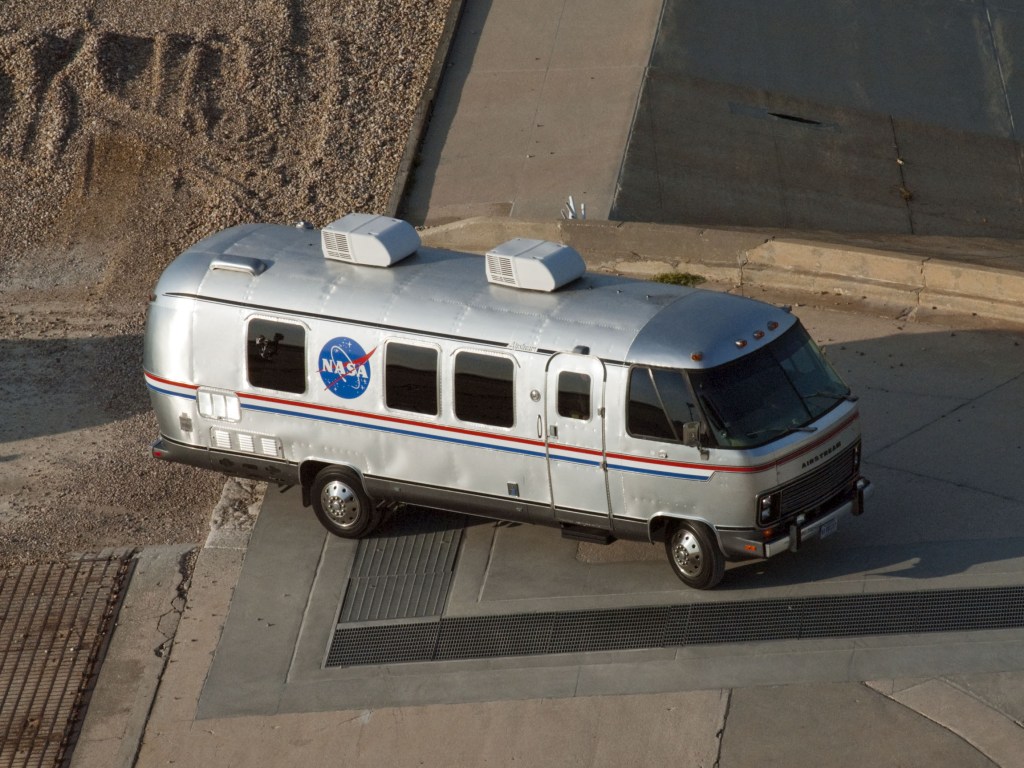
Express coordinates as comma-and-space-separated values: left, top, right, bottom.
399, 0, 663, 223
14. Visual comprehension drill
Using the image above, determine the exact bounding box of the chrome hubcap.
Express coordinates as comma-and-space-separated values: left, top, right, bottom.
321, 480, 360, 527
670, 530, 703, 577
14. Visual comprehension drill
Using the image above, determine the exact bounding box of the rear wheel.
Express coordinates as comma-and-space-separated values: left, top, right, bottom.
311, 466, 381, 539
665, 520, 725, 589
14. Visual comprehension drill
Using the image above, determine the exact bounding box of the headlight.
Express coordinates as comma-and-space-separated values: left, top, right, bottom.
757, 493, 780, 526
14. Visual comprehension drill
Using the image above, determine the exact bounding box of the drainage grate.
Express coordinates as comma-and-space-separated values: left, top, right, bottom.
325, 585, 1024, 668
338, 509, 465, 623
0, 554, 133, 767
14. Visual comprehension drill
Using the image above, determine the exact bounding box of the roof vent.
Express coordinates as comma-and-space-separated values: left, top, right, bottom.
485, 238, 586, 292
321, 213, 420, 267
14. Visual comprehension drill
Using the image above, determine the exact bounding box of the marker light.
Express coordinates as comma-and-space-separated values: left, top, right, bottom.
767, 321, 779, 330
753, 330, 765, 340
735, 339, 747, 348
691, 352, 704, 361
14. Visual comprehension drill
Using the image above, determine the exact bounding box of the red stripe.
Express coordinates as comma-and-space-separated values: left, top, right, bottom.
144, 371, 199, 390
150, 373, 858, 476
240, 391, 547, 449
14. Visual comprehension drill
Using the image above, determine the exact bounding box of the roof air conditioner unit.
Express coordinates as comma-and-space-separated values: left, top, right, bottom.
321, 214, 420, 267
485, 238, 586, 292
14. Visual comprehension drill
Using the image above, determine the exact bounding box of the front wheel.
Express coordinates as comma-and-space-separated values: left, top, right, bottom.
664, 521, 725, 589
311, 466, 381, 539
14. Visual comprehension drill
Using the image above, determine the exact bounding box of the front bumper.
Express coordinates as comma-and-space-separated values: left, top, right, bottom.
718, 477, 873, 560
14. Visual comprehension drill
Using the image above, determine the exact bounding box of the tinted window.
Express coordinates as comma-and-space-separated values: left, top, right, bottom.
627, 367, 674, 440
247, 319, 306, 393
386, 342, 439, 415
627, 367, 698, 441
557, 371, 591, 420
454, 352, 514, 427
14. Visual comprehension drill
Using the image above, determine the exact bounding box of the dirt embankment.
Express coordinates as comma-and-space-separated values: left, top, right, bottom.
0, 0, 451, 567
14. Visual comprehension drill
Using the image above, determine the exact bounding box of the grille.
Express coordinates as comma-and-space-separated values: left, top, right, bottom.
321, 230, 353, 261
1, 555, 132, 767
486, 254, 516, 285
778, 442, 858, 518
337, 510, 465, 623
211, 428, 232, 450
325, 585, 1024, 668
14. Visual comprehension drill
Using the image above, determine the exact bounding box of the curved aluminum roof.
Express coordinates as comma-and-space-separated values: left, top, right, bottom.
155, 223, 797, 368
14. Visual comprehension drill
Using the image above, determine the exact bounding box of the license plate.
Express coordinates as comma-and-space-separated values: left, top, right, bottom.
820, 518, 838, 539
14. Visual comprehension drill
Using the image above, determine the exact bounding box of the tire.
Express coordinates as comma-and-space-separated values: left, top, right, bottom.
664, 520, 725, 589
311, 466, 381, 539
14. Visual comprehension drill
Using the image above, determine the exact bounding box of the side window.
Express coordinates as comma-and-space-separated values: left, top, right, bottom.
385, 342, 439, 415
247, 319, 306, 394
557, 371, 591, 420
627, 366, 699, 441
454, 352, 514, 427
627, 367, 674, 440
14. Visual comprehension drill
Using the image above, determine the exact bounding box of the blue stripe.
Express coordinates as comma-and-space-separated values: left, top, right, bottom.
146, 382, 197, 401
606, 462, 710, 481
236, 401, 710, 481
549, 453, 603, 468
241, 403, 548, 459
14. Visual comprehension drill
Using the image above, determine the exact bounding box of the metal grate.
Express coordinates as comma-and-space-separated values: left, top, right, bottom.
325, 585, 1024, 668
325, 621, 440, 667
338, 510, 465, 623
0, 555, 132, 767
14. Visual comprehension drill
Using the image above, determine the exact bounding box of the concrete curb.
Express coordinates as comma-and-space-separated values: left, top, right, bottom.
419, 217, 1024, 326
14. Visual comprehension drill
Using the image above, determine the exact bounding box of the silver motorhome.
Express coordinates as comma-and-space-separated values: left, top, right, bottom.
144, 214, 871, 589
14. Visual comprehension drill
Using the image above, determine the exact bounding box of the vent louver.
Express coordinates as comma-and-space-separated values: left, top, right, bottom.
484, 238, 586, 292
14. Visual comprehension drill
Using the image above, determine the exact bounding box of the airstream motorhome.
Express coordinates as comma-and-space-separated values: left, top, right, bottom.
144, 214, 871, 589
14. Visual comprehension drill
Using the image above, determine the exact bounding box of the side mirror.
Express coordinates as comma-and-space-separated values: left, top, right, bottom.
681, 421, 701, 447
682, 422, 710, 459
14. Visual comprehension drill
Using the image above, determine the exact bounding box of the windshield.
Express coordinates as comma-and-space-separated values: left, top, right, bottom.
687, 324, 850, 448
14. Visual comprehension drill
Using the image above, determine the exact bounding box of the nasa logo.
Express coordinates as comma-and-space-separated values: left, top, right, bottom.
318, 337, 376, 399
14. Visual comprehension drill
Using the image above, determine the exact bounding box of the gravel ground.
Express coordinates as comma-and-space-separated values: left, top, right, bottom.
0, 0, 451, 568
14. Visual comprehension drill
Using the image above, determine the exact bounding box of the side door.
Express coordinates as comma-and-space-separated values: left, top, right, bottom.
544, 353, 609, 525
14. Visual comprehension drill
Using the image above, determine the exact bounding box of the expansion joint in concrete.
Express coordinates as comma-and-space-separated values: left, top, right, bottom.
712, 689, 732, 768
129, 547, 197, 768
865, 680, 1005, 766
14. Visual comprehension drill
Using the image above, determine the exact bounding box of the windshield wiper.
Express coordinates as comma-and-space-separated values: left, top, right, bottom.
810, 390, 859, 403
